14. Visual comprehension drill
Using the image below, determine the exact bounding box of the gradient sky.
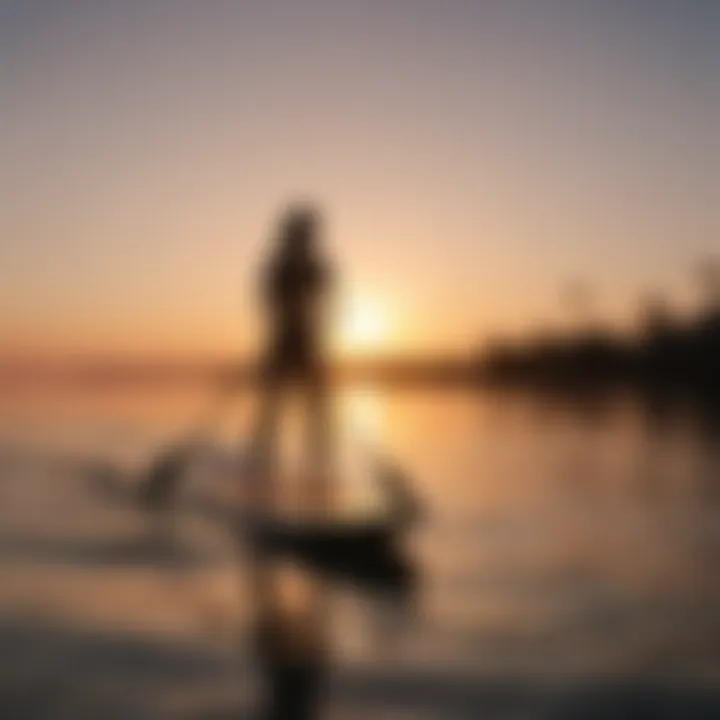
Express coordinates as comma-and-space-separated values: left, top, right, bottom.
1, 0, 718, 361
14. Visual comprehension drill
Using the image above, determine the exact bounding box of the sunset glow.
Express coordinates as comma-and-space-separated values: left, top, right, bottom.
1, 1, 717, 365
338, 297, 393, 357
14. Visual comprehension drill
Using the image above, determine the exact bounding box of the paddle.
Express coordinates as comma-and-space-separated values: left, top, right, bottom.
138, 374, 243, 512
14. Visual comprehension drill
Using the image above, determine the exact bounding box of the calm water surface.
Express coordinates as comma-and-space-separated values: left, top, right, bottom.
1, 384, 718, 718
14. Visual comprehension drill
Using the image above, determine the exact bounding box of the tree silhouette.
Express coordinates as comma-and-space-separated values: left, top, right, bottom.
695, 256, 720, 315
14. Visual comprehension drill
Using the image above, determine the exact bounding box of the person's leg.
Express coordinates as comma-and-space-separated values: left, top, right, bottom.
249, 360, 284, 505
303, 364, 333, 511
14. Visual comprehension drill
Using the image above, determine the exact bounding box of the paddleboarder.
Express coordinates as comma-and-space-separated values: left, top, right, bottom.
250, 204, 334, 501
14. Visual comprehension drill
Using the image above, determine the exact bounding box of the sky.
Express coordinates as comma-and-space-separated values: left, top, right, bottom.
1, 0, 718, 362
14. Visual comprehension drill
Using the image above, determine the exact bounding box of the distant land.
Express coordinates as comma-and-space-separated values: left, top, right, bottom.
2, 291, 718, 401
0, 354, 479, 389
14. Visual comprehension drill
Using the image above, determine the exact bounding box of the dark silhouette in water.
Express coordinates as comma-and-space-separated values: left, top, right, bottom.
251, 204, 334, 501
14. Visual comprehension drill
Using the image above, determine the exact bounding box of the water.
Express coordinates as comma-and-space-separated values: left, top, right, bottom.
1, 384, 719, 718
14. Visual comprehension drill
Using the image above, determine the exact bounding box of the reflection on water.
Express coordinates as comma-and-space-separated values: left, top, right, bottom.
251, 558, 330, 720
249, 541, 414, 720
0, 384, 719, 718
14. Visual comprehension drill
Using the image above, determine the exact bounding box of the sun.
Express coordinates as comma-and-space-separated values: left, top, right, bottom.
339, 297, 390, 355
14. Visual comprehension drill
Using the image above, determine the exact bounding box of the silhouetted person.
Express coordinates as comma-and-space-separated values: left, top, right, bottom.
250, 204, 334, 503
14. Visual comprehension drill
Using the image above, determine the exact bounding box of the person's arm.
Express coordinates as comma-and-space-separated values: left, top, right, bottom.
318, 258, 336, 343
260, 260, 279, 312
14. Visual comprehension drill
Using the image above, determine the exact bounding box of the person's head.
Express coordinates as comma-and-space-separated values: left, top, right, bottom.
278, 203, 321, 259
